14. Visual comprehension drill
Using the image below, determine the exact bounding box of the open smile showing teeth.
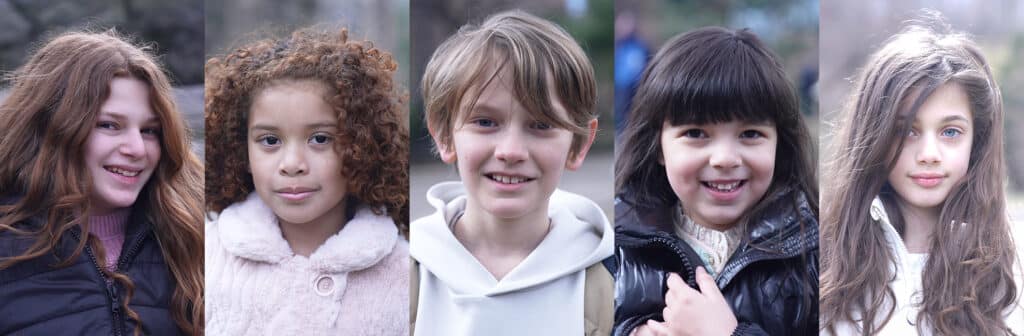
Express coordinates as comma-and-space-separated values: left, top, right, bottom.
486, 174, 534, 184
105, 166, 141, 177
702, 180, 744, 192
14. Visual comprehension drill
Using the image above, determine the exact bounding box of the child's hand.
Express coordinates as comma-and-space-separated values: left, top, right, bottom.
646, 268, 738, 336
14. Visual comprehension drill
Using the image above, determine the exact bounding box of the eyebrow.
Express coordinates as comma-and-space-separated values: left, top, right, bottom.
100, 111, 159, 124
941, 115, 970, 123
249, 122, 338, 131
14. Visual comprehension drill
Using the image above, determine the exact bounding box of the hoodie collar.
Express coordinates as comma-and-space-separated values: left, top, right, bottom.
217, 193, 398, 273
410, 181, 614, 296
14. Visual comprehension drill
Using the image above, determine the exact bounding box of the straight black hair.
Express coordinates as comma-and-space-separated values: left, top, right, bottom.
616, 27, 817, 212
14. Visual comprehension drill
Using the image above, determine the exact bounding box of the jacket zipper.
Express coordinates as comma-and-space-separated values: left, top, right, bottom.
716, 224, 818, 288
70, 229, 124, 336
71, 227, 149, 336
619, 234, 699, 289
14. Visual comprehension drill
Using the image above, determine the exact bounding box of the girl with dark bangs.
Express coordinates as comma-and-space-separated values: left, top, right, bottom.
820, 19, 1023, 335
612, 27, 818, 336
0, 31, 204, 335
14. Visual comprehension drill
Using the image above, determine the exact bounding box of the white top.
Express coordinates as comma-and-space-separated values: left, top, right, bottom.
825, 196, 1024, 335
205, 193, 409, 336
409, 181, 614, 336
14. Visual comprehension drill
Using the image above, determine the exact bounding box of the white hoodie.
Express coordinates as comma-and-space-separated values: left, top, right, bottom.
410, 182, 614, 336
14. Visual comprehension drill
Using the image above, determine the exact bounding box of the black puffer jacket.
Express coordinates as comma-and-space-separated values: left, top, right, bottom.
0, 203, 181, 335
609, 190, 818, 336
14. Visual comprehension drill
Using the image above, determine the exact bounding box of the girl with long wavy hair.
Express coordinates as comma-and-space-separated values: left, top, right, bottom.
820, 19, 1023, 335
0, 30, 203, 335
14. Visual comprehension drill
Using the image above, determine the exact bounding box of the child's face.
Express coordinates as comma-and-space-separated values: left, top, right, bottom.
247, 80, 348, 227
438, 69, 589, 220
84, 77, 161, 215
659, 120, 777, 230
887, 82, 973, 212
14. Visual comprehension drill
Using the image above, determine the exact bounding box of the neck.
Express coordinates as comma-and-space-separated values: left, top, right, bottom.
896, 198, 939, 254
278, 199, 347, 257
455, 198, 551, 280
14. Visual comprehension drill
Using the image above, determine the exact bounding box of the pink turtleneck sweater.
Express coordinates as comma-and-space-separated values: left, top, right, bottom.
88, 208, 130, 269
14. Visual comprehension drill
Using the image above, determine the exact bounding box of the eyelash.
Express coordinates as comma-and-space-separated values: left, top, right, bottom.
469, 118, 554, 130
907, 128, 965, 138
679, 129, 764, 139
97, 121, 161, 136
256, 133, 334, 147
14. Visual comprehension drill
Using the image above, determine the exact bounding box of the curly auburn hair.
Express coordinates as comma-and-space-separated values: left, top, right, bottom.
204, 28, 409, 235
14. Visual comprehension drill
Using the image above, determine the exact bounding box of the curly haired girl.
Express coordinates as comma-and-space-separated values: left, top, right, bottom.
203, 28, 409, 334
821, 18, 1024, 335
0, 30, 204, 335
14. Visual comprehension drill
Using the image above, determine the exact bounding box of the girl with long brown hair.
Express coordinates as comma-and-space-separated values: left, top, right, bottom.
820, 19, 1022, 335
0, 30, 203, 335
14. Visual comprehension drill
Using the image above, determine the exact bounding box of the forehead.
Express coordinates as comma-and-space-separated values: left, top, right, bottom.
457, 66, 569, 122
913, 82, 972, 124
249, 80, 337, 128
102, 77, 156, 121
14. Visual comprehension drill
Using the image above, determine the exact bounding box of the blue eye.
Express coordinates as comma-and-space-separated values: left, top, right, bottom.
473, 119, 496, 127
310, 134, 332, 144
941, 128, 962, 138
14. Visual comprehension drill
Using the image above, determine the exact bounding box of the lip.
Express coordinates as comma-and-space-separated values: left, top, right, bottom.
275, 186, 320, 201
909, 173, 945, 188
103, 165, 145, 185
701, 179, 745, 202
484, 172, 535, 192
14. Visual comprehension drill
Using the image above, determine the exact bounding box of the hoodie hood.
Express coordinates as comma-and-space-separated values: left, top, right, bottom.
410, 181, 613, 296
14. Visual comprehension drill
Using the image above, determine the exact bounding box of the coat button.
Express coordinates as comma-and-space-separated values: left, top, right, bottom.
314, 275, 335, 296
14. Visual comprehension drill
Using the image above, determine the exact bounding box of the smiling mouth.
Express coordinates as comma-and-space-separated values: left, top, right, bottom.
486, 174, 534, 184
105, 166, 141, 177
701, 180, 745, 192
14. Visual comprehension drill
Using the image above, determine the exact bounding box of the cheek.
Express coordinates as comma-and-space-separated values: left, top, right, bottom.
951, 141, 972, 179
247, 149, 272, 183
753, 144, 777, 180
663, 151, 701, 188
147, 141, 162, 164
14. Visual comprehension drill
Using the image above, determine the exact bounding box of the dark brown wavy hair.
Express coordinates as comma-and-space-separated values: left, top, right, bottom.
820, 18, 1016, 335
0, 30, 204, 335
204, 28, 409, 235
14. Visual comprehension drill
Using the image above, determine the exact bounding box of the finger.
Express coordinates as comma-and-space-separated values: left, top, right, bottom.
646, 320, 671, 336
665, 272, 687, 291
695, 267, 725, 301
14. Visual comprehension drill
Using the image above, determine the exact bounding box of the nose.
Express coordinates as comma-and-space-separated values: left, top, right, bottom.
709, 140, 741, 169
494, 129, 527, 164
119, 130, 147, 158
279, 144, 308, 176
915, 133, 942, 165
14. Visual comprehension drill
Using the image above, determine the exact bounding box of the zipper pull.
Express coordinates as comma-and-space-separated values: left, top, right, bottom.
106, 282, 120, 314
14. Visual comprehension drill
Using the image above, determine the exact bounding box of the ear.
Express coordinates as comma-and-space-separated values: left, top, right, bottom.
427, 124, 457, 164
566, 118, 599, 171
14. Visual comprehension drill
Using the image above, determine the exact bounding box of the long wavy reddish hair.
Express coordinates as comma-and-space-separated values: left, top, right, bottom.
0, 30, 204, 335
